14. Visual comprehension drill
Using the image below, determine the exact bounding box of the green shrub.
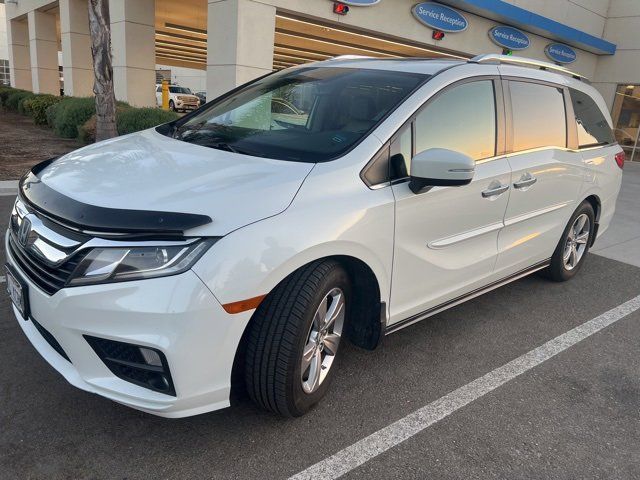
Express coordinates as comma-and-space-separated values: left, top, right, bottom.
78, 106, 174, 144
27, 94, 63, 125
116, 107, 179, 136
5, 90, 33, 112
17, 93, 37, 115
0, 86, 20, 107
45, 101, 61, 128
53, 97, 96, 138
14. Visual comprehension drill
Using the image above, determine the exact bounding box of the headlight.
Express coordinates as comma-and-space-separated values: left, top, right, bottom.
68, 239, 216, 286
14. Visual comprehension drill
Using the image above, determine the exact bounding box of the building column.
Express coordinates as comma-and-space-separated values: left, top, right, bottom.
60, 0, 93, 97
206, 0, 276, 100
7, 18, 32, 90
109, 0, 156, 107
27, 9, 59, 95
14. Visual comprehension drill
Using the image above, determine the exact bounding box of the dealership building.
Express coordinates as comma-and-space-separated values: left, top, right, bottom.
1, 0, 640, 160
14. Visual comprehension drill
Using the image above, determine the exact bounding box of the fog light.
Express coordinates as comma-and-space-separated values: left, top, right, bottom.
139, 347, 163, 367
84, 336, 176, 396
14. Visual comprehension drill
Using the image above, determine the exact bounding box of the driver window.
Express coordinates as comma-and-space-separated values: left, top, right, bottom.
414, 80, 497, 164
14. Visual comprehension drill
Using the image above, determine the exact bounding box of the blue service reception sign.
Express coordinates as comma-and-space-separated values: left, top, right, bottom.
489, 26, 530, 50
412, 2, 468, 32
545, 43, 577, 64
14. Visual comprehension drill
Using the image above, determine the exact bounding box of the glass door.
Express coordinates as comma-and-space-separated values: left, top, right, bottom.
612, 84, 640, 162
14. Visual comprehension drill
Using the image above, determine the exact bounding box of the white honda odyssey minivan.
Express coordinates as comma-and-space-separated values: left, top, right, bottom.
6, 55, 623, 418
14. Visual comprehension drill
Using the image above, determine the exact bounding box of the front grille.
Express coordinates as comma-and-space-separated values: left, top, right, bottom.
85, 336, 176, 396
31, 318, 71, 362
8, 200, 90, 296
8, 233, 84, 296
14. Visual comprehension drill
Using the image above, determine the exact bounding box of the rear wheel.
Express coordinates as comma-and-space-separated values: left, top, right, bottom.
543, 201, 595, 282
245, 260, 350, 417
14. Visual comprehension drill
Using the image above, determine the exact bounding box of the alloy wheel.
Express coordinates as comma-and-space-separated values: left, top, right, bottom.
300, 287, 345, 394
563, 213, 590, 270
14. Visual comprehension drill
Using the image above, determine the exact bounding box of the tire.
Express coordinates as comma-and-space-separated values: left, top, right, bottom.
169, 100, 176, 112
543, 201, 595, 282
245, 260, 351, 417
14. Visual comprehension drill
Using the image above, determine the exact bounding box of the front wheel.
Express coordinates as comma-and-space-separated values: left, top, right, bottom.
244, 260, 350, 417
169, 100, 176, 112
543, 201, 595, 282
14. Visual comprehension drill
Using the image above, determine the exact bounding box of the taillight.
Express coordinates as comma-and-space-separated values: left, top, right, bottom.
615, 151, 625, 170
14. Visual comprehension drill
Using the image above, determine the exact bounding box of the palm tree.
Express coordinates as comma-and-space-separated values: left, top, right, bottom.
88, 0, 117, 141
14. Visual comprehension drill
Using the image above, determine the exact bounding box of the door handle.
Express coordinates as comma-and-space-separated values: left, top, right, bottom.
513, 173, 537, 190
481, 183, 510, 198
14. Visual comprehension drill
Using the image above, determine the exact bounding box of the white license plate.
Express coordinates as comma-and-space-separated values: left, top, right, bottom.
5, 265, 28, 319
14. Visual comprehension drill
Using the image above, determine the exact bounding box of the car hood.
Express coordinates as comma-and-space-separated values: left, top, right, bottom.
36, 128, 314, 236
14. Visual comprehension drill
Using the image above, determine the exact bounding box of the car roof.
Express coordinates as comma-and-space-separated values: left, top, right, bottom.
313, 55, 591, 89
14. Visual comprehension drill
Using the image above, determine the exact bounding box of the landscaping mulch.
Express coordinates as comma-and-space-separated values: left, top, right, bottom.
0, 109, 80, 180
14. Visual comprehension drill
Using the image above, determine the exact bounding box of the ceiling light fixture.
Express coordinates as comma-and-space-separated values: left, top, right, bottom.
155, 40, 207, 52
164, 22, 207, 36
155, 31, 207, 45
156, 53, 206, 64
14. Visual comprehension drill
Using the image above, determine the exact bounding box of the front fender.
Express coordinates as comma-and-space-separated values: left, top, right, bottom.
192, 177, 395, 311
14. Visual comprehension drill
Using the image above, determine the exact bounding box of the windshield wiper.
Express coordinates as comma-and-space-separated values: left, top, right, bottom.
208, 142, 240, 154
205, 142, 266, 157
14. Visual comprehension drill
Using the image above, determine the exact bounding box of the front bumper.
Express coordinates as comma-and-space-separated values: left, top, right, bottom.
176, 100, 198, 110
6, 232, 252, 418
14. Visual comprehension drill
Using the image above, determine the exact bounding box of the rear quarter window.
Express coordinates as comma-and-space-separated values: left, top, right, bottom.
509, 81, 567, 152
569, 88, 615, 148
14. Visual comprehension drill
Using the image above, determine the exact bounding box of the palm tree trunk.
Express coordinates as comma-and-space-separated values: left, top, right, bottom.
88, 0, 117, 141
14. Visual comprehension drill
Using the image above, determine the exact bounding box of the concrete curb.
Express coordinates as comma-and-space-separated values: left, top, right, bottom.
0, 180, 19, 196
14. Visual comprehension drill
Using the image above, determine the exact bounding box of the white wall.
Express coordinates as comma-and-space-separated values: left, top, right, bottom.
156, 64, 207, 93
592, 0, 640, 109
0, 4, 8, 60
504, 0, 609, 37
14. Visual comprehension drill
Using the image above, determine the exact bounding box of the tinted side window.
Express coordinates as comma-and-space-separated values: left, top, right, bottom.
569, 88, 615, 147
415, 80, 496, 162
510, 82, 566, 151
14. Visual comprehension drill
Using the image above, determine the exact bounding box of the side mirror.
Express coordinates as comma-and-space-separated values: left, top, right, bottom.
409, 148, 475, 194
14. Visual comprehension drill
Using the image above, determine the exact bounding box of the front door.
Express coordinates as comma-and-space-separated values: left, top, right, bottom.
389, 78, 511, 325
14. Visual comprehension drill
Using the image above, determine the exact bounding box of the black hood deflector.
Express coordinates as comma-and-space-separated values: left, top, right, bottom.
20, 159, 213, 236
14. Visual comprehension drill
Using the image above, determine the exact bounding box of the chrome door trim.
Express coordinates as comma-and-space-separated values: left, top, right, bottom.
428, 221, 503, 249
504, 201, 571, 227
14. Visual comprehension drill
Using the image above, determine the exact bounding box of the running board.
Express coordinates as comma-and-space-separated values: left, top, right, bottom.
385, 259, 551, 335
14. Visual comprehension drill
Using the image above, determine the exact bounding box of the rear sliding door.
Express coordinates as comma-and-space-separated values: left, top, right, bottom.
495, 79, 584, 276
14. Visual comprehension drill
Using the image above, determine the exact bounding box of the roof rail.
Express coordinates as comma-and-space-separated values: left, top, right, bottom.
469, 54, 589, 82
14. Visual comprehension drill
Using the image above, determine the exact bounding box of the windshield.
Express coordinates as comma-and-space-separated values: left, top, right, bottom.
170, 86, 192, 94
171, 67, 428, 162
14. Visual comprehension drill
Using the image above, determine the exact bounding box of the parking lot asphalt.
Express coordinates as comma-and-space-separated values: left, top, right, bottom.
1, 173, 640, 479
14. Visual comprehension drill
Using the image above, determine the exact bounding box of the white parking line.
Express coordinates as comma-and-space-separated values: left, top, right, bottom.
290, 294, 640, 480
0, 276, 5, 284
